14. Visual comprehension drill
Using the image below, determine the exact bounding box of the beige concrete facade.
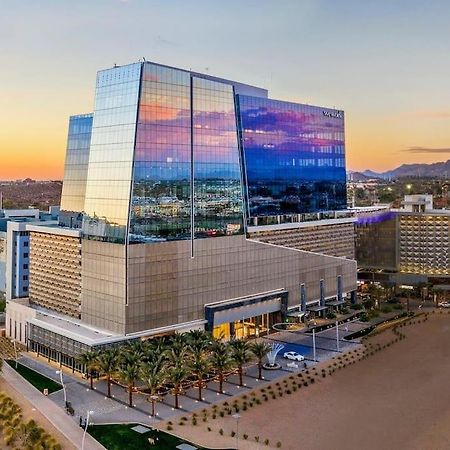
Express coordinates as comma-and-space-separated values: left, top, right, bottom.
81, 235, 356, 334
248, 221, 355, 259
399, 213, 449, 276
29, 231, 81, 317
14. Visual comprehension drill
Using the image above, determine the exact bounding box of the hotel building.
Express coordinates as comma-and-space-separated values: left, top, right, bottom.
6, 61, 357, 369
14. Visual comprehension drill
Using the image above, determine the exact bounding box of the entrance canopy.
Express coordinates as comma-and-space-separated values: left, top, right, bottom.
205, 289, 288, 330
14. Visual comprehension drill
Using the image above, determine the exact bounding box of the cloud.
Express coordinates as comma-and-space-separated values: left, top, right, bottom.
402, 146, 450, 154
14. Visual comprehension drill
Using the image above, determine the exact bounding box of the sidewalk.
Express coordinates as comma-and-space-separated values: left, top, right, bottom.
2, 363, 105, 450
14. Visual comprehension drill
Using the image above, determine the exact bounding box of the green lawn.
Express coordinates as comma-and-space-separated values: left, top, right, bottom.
6, 360, 62, 394
88, 423, 233, 450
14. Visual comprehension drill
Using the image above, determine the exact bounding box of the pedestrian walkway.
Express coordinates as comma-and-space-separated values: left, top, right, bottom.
2, 363, 105, 450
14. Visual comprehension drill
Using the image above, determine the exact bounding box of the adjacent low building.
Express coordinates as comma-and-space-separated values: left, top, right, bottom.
356, 195, 450, 294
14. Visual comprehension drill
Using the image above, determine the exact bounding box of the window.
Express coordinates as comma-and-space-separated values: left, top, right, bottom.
23, 275, 28, 281
23, 264, 28, 270
23, 241, 29, 247
23, 253, 29, 258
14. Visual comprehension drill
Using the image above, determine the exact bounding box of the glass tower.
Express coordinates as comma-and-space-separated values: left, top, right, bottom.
61, 61, 347, 243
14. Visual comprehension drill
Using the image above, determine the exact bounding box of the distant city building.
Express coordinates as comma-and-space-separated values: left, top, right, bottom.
0, 208, 59, 298
6, 61, 357, 370
356, 195, 449, 291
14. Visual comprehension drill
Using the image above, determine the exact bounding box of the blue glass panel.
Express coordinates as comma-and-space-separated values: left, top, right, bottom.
192, 77, 243, 238
130, 63, 191, 242
237, 95, 347, 219
60, 114, 93, 228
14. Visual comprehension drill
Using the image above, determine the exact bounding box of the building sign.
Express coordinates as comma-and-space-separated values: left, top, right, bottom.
322, 110, 343, 119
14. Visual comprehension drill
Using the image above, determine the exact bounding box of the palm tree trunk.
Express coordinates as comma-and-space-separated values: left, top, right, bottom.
219, 374, 223, 394
258, 361, 262, 380
151, 399, 155, 417
239, 367, 243, 386
198, 378, 202, 401
175, 390, 179, 409
128, 385, 133, 407
89, 373, 94, 390
107, 376, 111, 398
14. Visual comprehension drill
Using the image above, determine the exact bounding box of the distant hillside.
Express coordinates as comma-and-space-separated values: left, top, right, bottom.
347, 171, 374, 181
361, 159, 450, 179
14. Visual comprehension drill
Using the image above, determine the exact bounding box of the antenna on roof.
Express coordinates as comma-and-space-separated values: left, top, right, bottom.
142, 57, 146, 62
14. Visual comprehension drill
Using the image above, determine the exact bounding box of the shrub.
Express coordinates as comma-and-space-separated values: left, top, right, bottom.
264, 438, 270, 446
231, 431, 236, 437
207, 426, 212, 432
167, 425, 173, 431
243, 434, 248, 440
192, 417, 197, 426
276, 441, 282, 447
255, 436, 260, 442
219, 411, 224, 417
219, 428, 223, 435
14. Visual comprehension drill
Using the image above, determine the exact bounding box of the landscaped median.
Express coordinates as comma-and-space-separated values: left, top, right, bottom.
5, 360, 62, 394
88, 423, 233, 450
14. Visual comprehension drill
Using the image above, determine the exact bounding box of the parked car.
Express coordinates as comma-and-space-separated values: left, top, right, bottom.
438, 301, 450, 308
283, 351, 305, 362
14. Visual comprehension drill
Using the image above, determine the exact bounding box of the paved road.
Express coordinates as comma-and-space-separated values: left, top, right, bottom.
2, 363, 104, 450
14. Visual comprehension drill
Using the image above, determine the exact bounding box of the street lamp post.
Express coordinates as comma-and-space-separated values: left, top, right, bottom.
232, 413, 241, 449
81, 410, 94, 450
335, 320, 340, 352
312, 328, 317, 362
56, 370, 67, 405
13, 340, 18, 369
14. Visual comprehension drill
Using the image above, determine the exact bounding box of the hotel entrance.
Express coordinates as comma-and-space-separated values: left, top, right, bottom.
212, 311, 280, 340
207, 290, 288, 341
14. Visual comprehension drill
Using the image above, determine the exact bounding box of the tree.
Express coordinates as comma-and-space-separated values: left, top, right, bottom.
211, 341, 234, 394
96, 348, 119, 398
140, 356, 167, 417
167, 363, 188, 409
190, 351, 211, 401
250, 342, 271, 380
78, 350, 100, 390
118, 352, 142, 407
229, 339, 252, 386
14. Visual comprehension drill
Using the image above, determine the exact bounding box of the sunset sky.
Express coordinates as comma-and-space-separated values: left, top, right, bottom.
1, 0, 450, 180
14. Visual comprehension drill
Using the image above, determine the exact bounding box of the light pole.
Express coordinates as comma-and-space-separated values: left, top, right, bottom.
56, 370, 67, 405
232, 413, 241, 449
312, 328, 316, 362
81, 410, 94, 450
13, 340, 18, 369
335, 320, 340, 352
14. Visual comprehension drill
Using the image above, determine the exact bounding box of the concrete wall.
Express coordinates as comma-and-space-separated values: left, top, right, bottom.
79, 235, 356, 335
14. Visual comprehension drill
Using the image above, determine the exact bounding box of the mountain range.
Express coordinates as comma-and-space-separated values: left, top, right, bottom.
349, 159, 450, 180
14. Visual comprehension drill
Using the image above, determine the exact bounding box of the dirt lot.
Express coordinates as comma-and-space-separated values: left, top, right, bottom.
168, 313, 450, 450
0, 377, 76, 449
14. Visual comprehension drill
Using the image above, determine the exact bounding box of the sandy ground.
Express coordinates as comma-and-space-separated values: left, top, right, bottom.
0, 377, 77, 450
168, 313, 450, 450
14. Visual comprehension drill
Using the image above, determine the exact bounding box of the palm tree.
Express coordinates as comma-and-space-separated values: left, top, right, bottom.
96, 348, 119, 398
250, 342, 271, 380
229, 339, 252, 386
78, 350, 100, 390
210, 341, 234, 394
186, 329, 212, 352
140, 357, 167, 417
118, 352, 142, 407
167, 363, 188, 409
190, 351, 211, 401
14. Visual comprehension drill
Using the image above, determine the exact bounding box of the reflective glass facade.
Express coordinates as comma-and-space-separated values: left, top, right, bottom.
60, 114, 93, 228
192, 77, 243, 238
237, 95, 347, 219
63, 61, 347, 244
83, 63, 142, 243
129, 64, 243, 243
